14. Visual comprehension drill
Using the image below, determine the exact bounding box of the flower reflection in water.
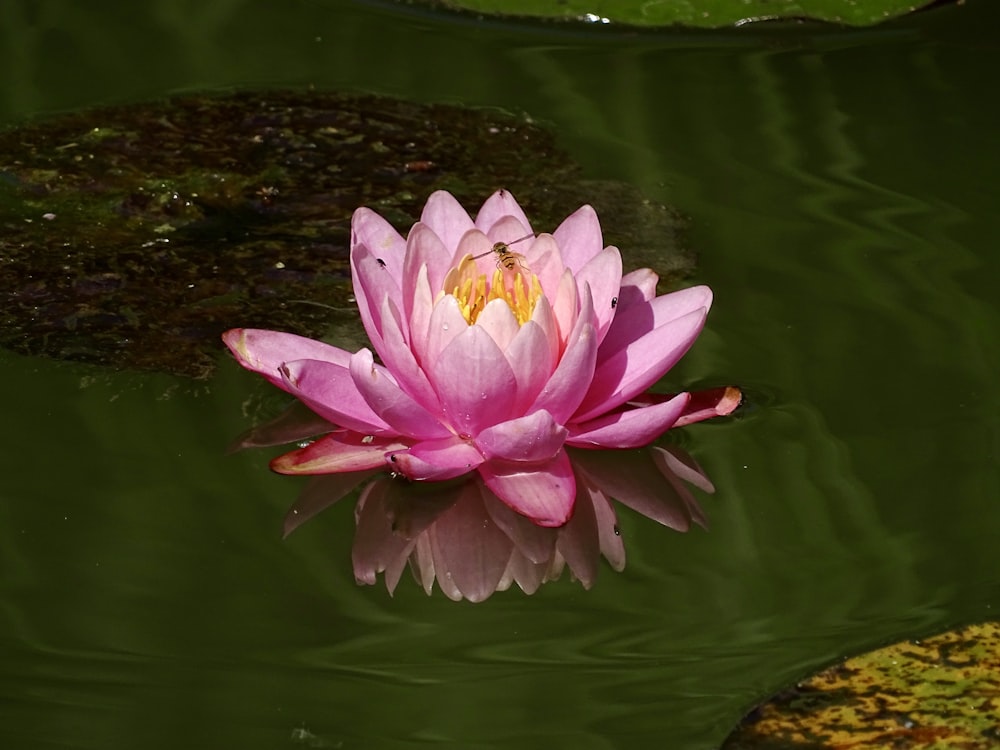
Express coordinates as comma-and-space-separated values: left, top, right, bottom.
246, 403, 730, 601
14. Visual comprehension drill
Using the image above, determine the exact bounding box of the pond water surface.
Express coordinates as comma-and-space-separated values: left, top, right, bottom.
1, 1, 998, 748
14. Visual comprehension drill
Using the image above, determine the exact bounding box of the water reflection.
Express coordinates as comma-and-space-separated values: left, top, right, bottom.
234, 404, 716, 601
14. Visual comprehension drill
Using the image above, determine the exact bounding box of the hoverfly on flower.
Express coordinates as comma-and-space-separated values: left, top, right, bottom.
473, 232, 534, 271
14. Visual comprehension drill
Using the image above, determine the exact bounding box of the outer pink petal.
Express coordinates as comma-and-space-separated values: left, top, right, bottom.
575, 246, 623, 343
350, 248, 395, 354
530, 286, 598, 423
270, 432, 407, 475
589, 489, 625, 571
475, 410, 568, 463
474, 189, 532, 236
567, 392, 691, 449
522, 234, 564, 300
419, 190, 475, 254
479, 450, 576, 527
576, 307, 708, 422
388, 437, 484, 480
554, 483, 600, 589
599, 285, 713, 363
280, 358, 392, 434
619, 268, 658, 305
349, 349, 451, 440
222, 328, 350, 390
432, 326, 518, 435
351, 207, 407, 284
552, 203, 604, 273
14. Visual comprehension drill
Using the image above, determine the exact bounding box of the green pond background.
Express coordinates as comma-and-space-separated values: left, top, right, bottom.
2, 1, 998, 748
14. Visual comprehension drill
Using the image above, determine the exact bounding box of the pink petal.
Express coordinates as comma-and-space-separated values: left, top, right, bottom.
651, 444, 715, 494
423, 294, 470, 370
475, 410, 568, 463
348, 349, 452, 440
280, 358, 392, 434
476, 299, 520, 353
375, 296, 444, 418
388, 436, 484, 481
576, 307, 708, 422
407, 264, 436, 367
550, 269, 579, 346
222, 328, 350, 389
350, 248, 395, 354
589, 489, 625, 571
552, 203, 604, 273
352, 480, 422, 588
479, 450, 576, 527
351, 207, 407, 283
618, 268, 658, 305
474, 189, 532, 236
419, 190, 475, 253
672, 385, 743, 427
402, 223, 454, 316
530, 286, 598, 423
431, 325, 518, 435
567, 393, 691, 448
270, 432, 407, 475
503, 321, 555, 414
574, 246, 623, 343
522, 233, 564, 300
599, 285, 713, 363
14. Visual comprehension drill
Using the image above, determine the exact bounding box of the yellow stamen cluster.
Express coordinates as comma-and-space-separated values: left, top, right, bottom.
442, 254, 544, 326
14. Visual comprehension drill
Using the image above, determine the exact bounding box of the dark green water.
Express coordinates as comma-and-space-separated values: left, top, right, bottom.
2, 1, 998, 748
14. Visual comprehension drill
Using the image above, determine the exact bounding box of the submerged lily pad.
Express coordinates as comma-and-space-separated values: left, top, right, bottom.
0, 90, 690, 378
724, 621, 1000, 749
425, 0, 947, 28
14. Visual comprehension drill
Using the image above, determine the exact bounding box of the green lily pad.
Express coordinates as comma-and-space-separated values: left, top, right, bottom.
427, 0, 945, 28
0, 90, 691, 378
723, 621, 1000, 749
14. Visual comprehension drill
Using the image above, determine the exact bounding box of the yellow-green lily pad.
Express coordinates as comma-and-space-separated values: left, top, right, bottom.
426, 0, 947, 29
724, 621, 1000, 749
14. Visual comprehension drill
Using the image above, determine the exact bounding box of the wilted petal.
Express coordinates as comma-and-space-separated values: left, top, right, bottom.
480, 450, 576, 527
271, 432, 407, 475
223, 328, 350, 389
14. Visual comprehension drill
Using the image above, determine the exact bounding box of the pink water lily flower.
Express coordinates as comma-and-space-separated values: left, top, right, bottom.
224, 190, 738, 527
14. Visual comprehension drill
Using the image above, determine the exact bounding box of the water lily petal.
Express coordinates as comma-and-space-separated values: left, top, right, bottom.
482, 492, 558, 565
476, 298, 520, 352
402, 223, 454, 317
576, 306, 708, 422
280, 358, 392, 434
555, 483, 600, 589
530, 286, 598, 423
351, 207, 407, 283
423, 294, 470, 369
432, 325, 518, 435
575, 246, 623, 342
388, 436, 484, 480
567, 392, 691, 449
523, 233, 564, 300
223, 328, 350, 389
599, 285, 713, 363
419, 190, 475, 255
504, 320, 554, 414
376, 296, 444, 418
349, 348, 451, 439
475, 189, 532, 236
271, 432, 406, 474
480, 450, 576, 527
589, 489, 626, 571
476, 410, 568, 463
552, 203, 604, 273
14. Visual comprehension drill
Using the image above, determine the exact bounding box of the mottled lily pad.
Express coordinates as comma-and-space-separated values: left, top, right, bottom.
422, 0, 948, 29
0, 90, 690, 378
724, 621, 1000, 749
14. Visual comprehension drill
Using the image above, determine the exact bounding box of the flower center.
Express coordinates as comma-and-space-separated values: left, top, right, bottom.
441, 254, 544, 326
